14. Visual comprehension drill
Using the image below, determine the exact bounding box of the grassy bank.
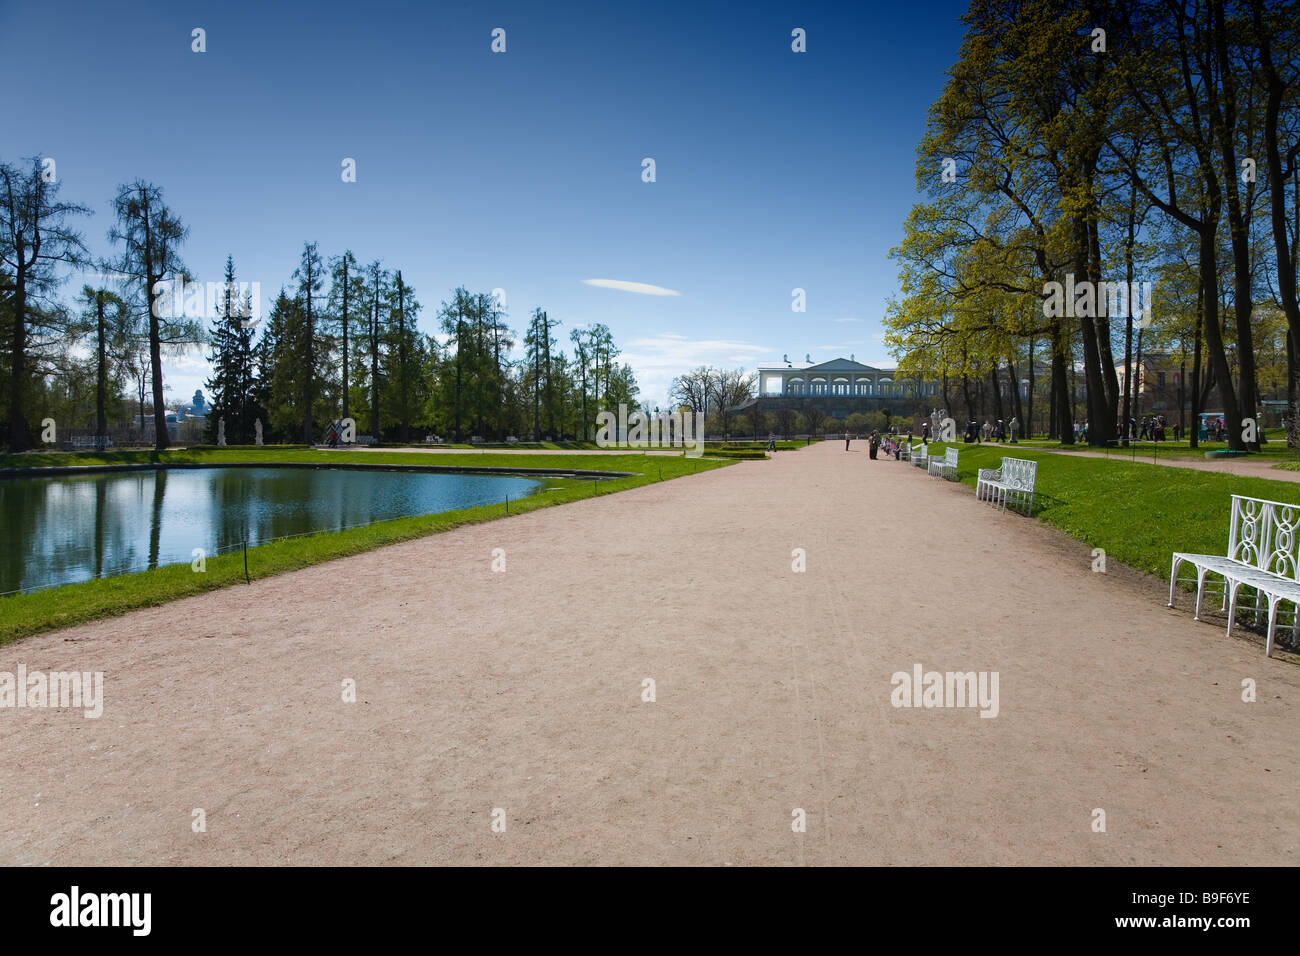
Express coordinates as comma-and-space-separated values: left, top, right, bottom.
0, 448, 733, 645
1015, 428, 1298, 465
925, 442, 1300, 576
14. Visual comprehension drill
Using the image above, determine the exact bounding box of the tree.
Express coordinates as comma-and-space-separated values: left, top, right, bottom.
108, 181, 195, 450
803, 405, 827, 440
713, 368, 756, 437
0, 157, 89, 450
571, 326, 593, 440
381, 270, 426, 441
292, 242, 325, 443
363, 261, 387, 439
204, 256, 259, 443
1252, 0, 1300, 442
73, 285, 132, 446
329, 250, 364, 425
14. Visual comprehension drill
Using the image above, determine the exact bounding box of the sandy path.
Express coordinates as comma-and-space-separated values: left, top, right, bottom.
2, 442, 1296, 865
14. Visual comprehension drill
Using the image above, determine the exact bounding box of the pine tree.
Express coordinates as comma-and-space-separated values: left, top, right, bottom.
204, 256, 259, 443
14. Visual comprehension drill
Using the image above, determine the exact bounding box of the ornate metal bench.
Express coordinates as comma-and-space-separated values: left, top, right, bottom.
927, 446, 958, 479
911, 443, 928, 468
977, 457, 1038, 515
1169, 494, 1300, 657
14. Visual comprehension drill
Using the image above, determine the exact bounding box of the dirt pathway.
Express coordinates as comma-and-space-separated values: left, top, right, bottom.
2, 442, 1295, 865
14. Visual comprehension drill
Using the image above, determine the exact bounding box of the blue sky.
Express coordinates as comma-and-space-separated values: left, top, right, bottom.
1, 0, 969, 408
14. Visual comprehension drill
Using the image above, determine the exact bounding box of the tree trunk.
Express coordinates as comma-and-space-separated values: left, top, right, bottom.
370, 280, 381, 440
96, 292, 108, 442
1052, 328, 1072, 444
148, 268, 169, 451
341, 259, 350, 423
1288, 331, 1299, 448
1026, 336, 1035, 439
1191, 297, 1203, 449
7, 273, 29, 451
1197, 225, 1244, 448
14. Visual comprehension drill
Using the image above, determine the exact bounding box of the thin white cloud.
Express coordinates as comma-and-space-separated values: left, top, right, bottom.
621, 334, 769, 408
582, 278, 681, 296
832, 317, 864, 324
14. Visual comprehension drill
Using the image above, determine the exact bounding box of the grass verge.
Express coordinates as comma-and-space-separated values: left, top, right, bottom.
926, 441, 1300, 577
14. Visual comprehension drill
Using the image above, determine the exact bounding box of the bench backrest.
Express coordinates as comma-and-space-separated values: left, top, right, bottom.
944, 448, 959, 467
1229, 494, 1300, 581
999, 457, 1036, 490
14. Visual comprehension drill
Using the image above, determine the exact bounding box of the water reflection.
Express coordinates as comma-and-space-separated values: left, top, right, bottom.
0, 466, 543, 594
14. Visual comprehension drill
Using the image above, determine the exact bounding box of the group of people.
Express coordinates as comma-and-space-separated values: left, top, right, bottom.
841, 430, 911, 460
964, 419, 1015, 443
762, 412, 1236, 454
1122, 415, 1178, 442
1200, 417, 1228, 441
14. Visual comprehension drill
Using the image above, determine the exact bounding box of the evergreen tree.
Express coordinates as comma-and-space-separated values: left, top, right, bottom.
292, 242, 325, 443
203, 256, 259, 443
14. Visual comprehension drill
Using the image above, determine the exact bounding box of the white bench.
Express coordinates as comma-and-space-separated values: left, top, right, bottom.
1169, 494, 1300, 657
977, 457, 1038, 515
911, 443, 928, 468
927, 446, 958, 479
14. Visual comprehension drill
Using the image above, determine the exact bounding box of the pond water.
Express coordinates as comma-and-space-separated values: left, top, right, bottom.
0, 466, 545, 594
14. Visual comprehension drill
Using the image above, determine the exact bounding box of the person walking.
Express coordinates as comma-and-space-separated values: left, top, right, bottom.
869, 430, 880, 459
845, 432, 851, 451
767, 432, 776, 453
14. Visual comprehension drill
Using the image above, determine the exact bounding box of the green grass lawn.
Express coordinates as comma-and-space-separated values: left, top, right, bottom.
1015, 427, 1299, 465
926, 441, 1300, 577
0, 447, 733, 646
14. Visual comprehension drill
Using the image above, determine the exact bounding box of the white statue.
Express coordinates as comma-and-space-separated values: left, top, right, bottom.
217, 417, 227, 446
1009, 417, 1019, 442
254, 419, 263, 446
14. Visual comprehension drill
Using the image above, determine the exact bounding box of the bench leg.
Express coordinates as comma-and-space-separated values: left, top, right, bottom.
1193, 568, 1208, 621
1168, 557, 1182, 608
1225, 579, 1241, 637
1266, 598, 1280, 658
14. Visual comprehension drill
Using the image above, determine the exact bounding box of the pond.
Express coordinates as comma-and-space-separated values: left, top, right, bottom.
0, 466, 546, 594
